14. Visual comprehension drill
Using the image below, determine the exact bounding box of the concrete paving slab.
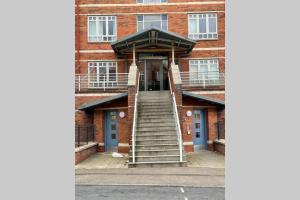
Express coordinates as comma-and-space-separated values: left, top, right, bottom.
187, 150, 225, 168
75, 153, 128, 169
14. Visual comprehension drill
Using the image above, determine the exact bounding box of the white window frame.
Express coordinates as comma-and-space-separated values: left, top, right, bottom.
87, 62, 118, 88
188, 13, 218, 40
136, 0, 167, 3
189, 59, 220, 83
87, 16, 117, 42
137, 14, 168, 32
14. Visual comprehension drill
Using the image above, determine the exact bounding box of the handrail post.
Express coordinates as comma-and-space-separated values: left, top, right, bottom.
168, 69, 183, 162
131, 72, 140, 164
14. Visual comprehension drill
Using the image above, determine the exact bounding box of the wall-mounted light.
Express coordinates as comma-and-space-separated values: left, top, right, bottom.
119, 111, 126, 118
186, 110, 192, 117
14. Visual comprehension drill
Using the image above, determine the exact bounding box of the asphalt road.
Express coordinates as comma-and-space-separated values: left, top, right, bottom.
76, 185, 225, 200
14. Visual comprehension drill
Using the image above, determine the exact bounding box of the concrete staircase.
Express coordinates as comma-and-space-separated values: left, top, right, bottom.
129, 91, 186, 168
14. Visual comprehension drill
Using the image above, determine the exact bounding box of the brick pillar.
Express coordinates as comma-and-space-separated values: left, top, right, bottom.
207, 108, 218, 151
118, 108, 130, 153
93, 110, 104, 152
127, 63, 138, 146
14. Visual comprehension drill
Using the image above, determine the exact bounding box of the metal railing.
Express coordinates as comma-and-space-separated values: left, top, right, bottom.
75, 73, 129, 91
215, 120, 225, 140
178, 71, 225, 88
168, 71, 183, 162
131, 72, 140, 163
75, 124, 95, 148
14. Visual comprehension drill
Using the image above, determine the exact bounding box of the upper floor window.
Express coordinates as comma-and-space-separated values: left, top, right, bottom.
88, 16, 116, 42
188, 13, 218, 40
88, 62, 117, 88
137, 14, 168, 32
189, 59, 219, 81
137, 0, 167, 3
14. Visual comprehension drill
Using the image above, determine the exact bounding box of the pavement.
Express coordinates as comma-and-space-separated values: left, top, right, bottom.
76, 150, 224, 169
75, 150, 225, 199
76, 185, 225, 200
75, 153, 128, 169
76, 167, 224, 187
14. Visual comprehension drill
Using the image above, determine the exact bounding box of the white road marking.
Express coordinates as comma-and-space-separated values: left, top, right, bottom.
180, 187, 184, 193
184, 197, 188, 200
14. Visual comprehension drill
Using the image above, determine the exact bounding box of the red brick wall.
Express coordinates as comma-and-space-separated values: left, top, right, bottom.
75, 144, 98, 164
75, 1, 225, 75
213, 141, 225, 155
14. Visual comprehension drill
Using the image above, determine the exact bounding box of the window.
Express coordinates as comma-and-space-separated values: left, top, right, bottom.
88, 62, 117, 88
189, 59, 219, 82
88, 16, 116, 42
137, 0, 167, 3
137, 14, 168, 31
188, 13, 218, 40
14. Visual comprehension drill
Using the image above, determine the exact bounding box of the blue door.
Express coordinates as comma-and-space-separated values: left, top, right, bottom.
193, 110, 207, 151
105, 111, 118, 152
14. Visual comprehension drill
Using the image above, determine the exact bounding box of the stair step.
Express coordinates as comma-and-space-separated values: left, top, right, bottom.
138, 117, 174, 122
136, 135, 177, 140
136, 139, 178, 145
136, 130, 177, 135
131, 149, 180, 156
129, 155, 183, 162
136, 127, 176, 131
135, 144, 179, 150
138, 112, 173, 116
128, 161, 187, 168
136, 123, 175, 128
138, 108, 172, 112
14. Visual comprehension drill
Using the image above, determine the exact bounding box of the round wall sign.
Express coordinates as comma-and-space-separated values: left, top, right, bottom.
119, 111, 126, 118
186, 110, 192, 117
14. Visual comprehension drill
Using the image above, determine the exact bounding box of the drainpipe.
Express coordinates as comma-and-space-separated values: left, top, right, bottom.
75, 0, 80, 73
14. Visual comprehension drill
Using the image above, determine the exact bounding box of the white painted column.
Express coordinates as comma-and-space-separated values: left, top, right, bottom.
171, 43, 175, 66
132, 43, 136, 66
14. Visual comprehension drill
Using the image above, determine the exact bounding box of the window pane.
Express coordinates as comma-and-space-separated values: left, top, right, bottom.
209, 17, 216, 32
162, 21, 168, 30
144, 15, 161, 21
109, 67, 116, 81
199, 18, 206, 33
89, 21, 96, 35
99, 21, 105, 35
200, 64, 208, 72
137, 22, 143, 31
99, 67, 106, 81
108, 20, 115, 35
189, 19, 197, 33
137, 15, 143, 21
210, 63, 219, 72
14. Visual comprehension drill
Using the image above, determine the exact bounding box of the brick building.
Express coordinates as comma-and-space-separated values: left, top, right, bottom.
75, 0, 225, 166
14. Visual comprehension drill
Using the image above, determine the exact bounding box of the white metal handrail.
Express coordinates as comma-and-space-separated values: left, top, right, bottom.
131, 72, 140, 163
168, 72, 183, 162
75, 73, 129, 91
177, 71, 225, 88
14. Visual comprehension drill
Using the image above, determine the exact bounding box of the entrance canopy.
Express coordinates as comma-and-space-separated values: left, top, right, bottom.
111, 27, 196, 56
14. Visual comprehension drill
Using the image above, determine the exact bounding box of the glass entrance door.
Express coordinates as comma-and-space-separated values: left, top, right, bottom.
137, 59, 168, 91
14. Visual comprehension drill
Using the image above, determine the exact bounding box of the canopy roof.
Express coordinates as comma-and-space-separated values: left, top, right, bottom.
111, 27, 196, 55
79, 93, 128, 112
183, 91, 225, 109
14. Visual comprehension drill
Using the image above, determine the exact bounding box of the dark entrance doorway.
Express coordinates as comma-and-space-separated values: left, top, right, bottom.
137, 57, 169, 91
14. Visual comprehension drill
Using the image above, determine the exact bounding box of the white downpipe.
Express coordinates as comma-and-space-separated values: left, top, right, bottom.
131, 72, 140, 163
168, 71, 183, 162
